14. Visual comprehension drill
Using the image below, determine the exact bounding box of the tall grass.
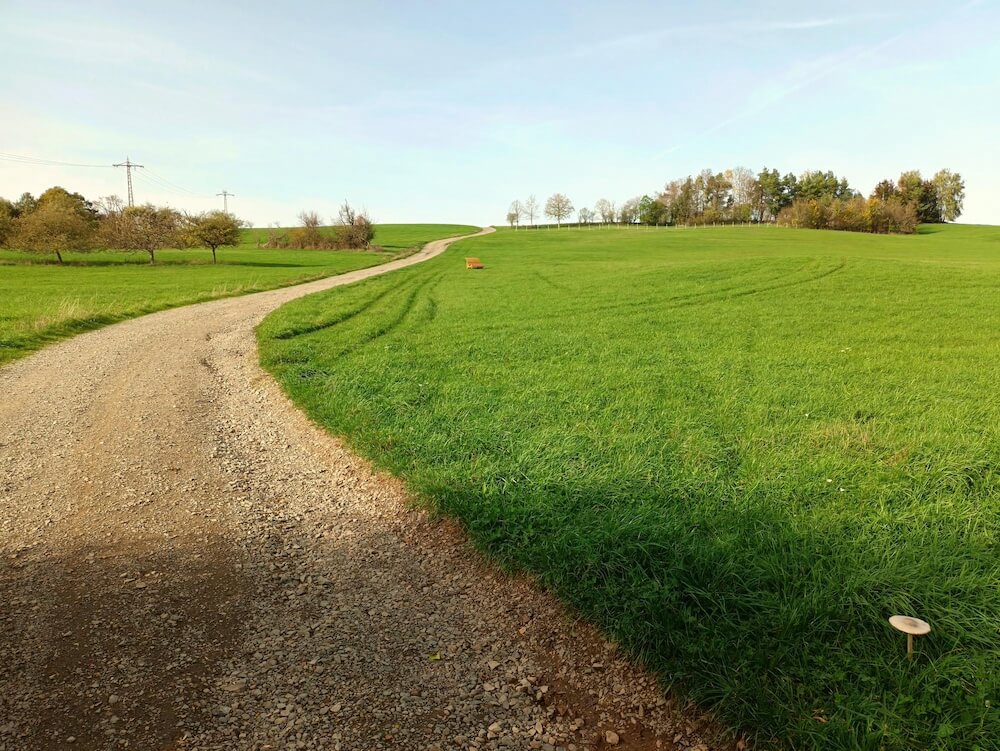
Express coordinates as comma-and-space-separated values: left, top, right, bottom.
258, 224, 1000, 750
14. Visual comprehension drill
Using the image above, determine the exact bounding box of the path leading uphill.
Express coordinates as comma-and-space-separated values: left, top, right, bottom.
0, 228, 729, 751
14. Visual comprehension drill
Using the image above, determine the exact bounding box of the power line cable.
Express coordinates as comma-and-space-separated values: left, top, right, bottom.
132, 171, 195, 201
136, 173, 211, 202
143, 166, 204, 196
133, 170, 186, 194
0, 151, 115, 168
2, 150, 218, 204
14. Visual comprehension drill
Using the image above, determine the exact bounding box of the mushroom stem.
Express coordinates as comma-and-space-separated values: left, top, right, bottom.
889, 615, 931, 662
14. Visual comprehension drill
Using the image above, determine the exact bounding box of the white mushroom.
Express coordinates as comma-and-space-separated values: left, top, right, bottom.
889, 615, 931, 660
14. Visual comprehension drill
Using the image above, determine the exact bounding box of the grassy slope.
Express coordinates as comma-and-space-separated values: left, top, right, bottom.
0, 224, 477, 367
258, 224, 1000, 750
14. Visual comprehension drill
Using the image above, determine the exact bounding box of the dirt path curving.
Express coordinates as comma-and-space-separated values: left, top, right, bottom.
0, 228, 730, 751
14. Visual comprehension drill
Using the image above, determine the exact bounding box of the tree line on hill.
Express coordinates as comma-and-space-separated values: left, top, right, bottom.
506, 168, 965, 235
0, 187, 375, 264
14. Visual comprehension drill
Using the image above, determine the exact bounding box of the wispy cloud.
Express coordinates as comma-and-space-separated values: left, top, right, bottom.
389, 12, 890, 103
570, 13, 889, 58
755, 17, 870, 31
649, 0, 991, 162
650, 28, 911, 161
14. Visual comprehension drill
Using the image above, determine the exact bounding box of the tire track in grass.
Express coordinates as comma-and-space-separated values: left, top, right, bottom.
269, 276, 411, 340
532, 269, 572, 292
292, 274, 450, 384
666, 259, 847, 310
327, 271, 443, 359
285, 272, 443, 382
402, 272, 449, 330
264, 279, 421, 371
538, 259, 821, 321
472, 259, 847, 337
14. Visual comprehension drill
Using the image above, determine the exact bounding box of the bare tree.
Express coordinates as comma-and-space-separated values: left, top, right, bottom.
95, 195, 128, 249
96, 194, 126, 216
100, 203, 181, 264
728, 166, 757, 222
595, 198, 616, 225
619, 197, 640, 225
288, 210, 324, 248
523, 194, 539, 227
335, 203, 355, 226
128, 205, 181, 264
544, 193, 574, 228
578, 207, 594, 225
264, 222, 288, 248
335, 200, 374, 249
299, 210, 322, 229
507, 199, 523, 230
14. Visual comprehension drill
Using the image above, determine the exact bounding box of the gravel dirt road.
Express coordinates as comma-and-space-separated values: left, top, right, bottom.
0, 228, 731, 751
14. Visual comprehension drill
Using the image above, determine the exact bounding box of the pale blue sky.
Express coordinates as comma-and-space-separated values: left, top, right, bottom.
1, 0, 997, 226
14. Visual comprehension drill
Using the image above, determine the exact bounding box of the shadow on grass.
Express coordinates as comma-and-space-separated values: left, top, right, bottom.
428, 479, 999, 751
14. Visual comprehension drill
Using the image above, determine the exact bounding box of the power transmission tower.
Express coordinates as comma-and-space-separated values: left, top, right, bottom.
113, 156, 144, 207
216, 190, 235, 213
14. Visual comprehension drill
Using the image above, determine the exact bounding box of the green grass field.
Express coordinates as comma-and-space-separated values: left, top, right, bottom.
0, 224, 477, 367
258, 224, 1000, 750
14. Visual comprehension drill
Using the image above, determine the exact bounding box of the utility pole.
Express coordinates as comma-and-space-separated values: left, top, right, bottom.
113, 157, 143, 207
216, 190, 234, 213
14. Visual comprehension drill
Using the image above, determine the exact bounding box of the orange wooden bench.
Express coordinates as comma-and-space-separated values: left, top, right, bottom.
465, 257, 484, 269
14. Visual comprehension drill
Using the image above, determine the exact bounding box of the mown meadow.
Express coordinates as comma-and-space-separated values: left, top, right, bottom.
0, 224, 477, 367
258, 224, 1000, 750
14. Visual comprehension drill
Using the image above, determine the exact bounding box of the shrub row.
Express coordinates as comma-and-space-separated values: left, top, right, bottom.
778, 196, 918, 234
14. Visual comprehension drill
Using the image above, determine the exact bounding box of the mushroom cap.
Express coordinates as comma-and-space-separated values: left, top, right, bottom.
889, 615, 931, 635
